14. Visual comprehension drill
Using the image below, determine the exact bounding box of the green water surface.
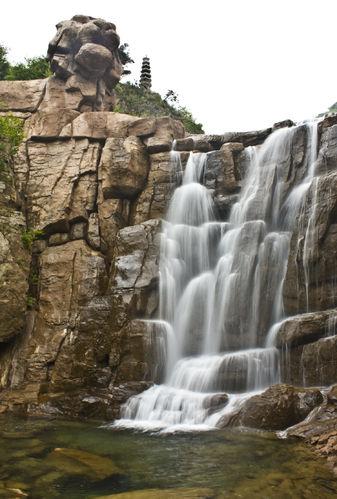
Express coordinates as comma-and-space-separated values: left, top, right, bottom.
0, 416, 336, 498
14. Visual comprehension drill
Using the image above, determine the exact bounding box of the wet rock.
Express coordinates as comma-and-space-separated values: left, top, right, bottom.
174, 137, 194, 151
286, 387, 337, 474
203, 393, 229, 415
300, 336, 337, 387
283, 171, 337, 314
316, 123, 337, 175
111, 320, 167, 385
204, 143, 243, 197
187, 127, 272, 152
222, 384, 323, 431
275, 310, 336, 349
273, 119, 295, 130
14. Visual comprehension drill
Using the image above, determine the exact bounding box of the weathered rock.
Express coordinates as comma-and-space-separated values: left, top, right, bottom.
60, 111, 139, 138
316, 123, 337, 175
97, 197, 130, 257
174, 137, 194, 151
26, 109, 80, 138
220, 384, 323, 431
275, 310, 336, 349
273, 119, 295, 130
48, 233, 69, 246
110, 320, 167, 385
25, 139, 101, 232
204, 142, 243, 197
99, 136, 149, 199
0, 154, 30, 343
110, 220, 161, 324
300, 336, 337, 387
276, 311, 337, 386
283, 171, 337, 314
0, 80, 46, 112
286, 384, 337, 474
203, 393, 229, 416
70, 221, 87, 240
86, 213, 101, 250
45, 15, 123, 112
131, 152, 176, 224
129, 116, 185, 153
3, 240, 108, 394
186, 128, 272, 152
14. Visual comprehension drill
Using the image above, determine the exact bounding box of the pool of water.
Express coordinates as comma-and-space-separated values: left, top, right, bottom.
0, 416, 336, 498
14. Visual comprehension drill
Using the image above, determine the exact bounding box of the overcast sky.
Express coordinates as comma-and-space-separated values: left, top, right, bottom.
1, 0, 336, 133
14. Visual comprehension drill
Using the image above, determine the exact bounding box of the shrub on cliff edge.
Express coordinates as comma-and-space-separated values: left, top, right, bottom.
115, 82, 204, 134
0, 115, 24, 175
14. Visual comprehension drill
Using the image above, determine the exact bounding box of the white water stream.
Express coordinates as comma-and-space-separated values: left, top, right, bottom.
115, 122, 319, 432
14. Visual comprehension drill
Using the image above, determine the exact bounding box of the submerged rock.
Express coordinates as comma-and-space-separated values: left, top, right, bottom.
45, 447, 122, 480
96, 488, 215, 498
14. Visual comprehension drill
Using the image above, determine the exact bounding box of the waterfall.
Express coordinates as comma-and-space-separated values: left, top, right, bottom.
114, 122, 319, 432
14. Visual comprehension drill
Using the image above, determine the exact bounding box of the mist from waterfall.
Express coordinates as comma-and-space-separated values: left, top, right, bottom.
115, 122, 319, 432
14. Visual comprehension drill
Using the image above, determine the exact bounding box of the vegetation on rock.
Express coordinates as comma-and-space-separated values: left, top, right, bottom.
21, 229, 44, 250
0, 114, 24, 175
0, 45, 51, 80
115, 83, 204, 134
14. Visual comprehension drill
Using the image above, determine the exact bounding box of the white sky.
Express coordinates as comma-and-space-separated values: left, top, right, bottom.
1, 0, 337, 133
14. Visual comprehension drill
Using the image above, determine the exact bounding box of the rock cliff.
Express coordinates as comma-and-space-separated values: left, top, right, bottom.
1, 19, 337, 471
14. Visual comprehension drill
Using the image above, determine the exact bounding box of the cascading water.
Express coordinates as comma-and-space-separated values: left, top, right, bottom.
115, 121, 319, 432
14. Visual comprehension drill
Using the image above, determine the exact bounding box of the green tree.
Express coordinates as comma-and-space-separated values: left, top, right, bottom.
119, 43, 134, 76
6, 56, 51, 80
0, 45, 9, 80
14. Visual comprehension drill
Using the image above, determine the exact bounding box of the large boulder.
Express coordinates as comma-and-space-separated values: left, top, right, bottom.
99, 136, 149, 199
219, 384, 323, 431
44, 15, 123, 112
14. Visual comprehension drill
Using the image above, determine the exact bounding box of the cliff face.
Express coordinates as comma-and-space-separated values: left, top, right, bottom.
2, 20, 337, 444
2, 90, 337, 425
0, 74, 186, 418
